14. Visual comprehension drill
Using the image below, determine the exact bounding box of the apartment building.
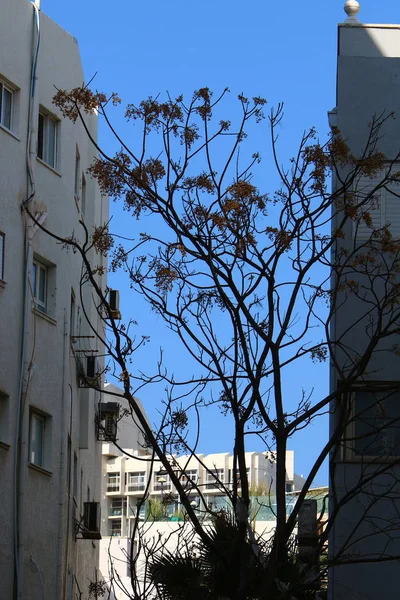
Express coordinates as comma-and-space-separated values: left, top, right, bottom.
99, 383, 305, 597
0, 1, 107, 598
101, 448, 302, 539
329, 3, 400, 598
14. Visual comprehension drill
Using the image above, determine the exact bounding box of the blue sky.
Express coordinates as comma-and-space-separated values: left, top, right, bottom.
42, 1, 399, 485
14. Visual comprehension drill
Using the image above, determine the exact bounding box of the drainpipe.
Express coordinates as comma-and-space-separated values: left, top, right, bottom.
56, 310, 68, 600
14, 4, 41, 597
14, 227, 31, 600
62, 385, 74, 599
15, 210, 46, 600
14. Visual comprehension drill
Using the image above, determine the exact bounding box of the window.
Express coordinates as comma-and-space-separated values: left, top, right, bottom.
32, 260, 47, 312
0, 81, 13, 130
178, 469, 198, 489
354, 166, 400, 242
228, 467, 250, 487
127, 471, 146, 492
74, 147, 80, 203
32, 257, 56, 317
0, 390, 9, 445
109, 497, 127, 517
29, 413, 44, 466
206, 468, 224, 489
81, 173, 86, 216
29, 409, 51, 470
67, 436, 72, 491
73, 453, 78, 501
109, 519, 121, 537
71, 453, 78, 526
0, 232, 4, 280
37, 109, 58, 169
153, 472, 172, 491
107, 472, 120, 493
70, 292, 76, 338
80, 469, 83, 512
180, 469, 198, 485
213, 496, 229, 511
351, 388, 400, 458
128, 498, 146, 520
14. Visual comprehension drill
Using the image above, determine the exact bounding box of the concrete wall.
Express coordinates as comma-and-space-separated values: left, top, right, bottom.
99, 517, 279, 599
0, 2, 106, 598
329, 18, 400, 600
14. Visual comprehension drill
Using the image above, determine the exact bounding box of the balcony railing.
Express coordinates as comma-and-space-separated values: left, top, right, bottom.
109, 507, 124, 516
127, 484, 145, 492
205, 481, 224, 490
128, 507, 146, 520
153, 483, 172, 491
107, 484, 120, 493
108, 530, 121, 537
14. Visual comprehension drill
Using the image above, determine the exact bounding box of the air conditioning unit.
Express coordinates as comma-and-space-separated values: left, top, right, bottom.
97, 402, 119, 441
81, 356, 101, 386
82, 502, 101, 540
109, 290, 121, 320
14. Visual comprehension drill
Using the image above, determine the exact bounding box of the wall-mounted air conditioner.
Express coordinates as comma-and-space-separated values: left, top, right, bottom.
109, 290, 121, 320
97, 402, 119, 441
82, 502, 101, 539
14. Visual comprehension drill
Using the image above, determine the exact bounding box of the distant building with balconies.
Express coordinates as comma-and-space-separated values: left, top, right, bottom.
98, 383, 305, 597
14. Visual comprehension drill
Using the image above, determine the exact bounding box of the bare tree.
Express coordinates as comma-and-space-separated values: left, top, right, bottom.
26, 86, 400, 598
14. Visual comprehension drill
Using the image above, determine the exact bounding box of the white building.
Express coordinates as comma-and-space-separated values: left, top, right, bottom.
329, 3, 400, 598
0, 1, 107, 598
99, 383, 305, 597
102, 448, 301, 540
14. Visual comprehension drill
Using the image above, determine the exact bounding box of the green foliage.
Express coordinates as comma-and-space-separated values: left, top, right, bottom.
248, 482, 270, 497
149, 553, 211, 600
145, 497, 165, 521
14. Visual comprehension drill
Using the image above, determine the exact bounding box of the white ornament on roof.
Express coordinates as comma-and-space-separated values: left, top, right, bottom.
344, 0, 361, 22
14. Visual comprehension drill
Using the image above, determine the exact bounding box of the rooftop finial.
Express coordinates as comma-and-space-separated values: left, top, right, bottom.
344, 0, 361, 22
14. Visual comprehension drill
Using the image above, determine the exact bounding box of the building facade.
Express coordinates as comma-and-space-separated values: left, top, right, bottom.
101, 447, 301, 541
329, 4, 400, 598
99, 384, 305, 597
102, 449, 276, 536
0, 1, 107, 598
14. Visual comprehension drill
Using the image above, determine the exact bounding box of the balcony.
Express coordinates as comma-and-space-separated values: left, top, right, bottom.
106, 484, 120, 493
205, 470, 225, 490
153, 483, 172, 492
126, 484, 146, 493
128, 506, 146, 520
108, 529, 121, 537
205, 482, 224, 490
102, 443, 122, 458
109, 507, 124, 517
